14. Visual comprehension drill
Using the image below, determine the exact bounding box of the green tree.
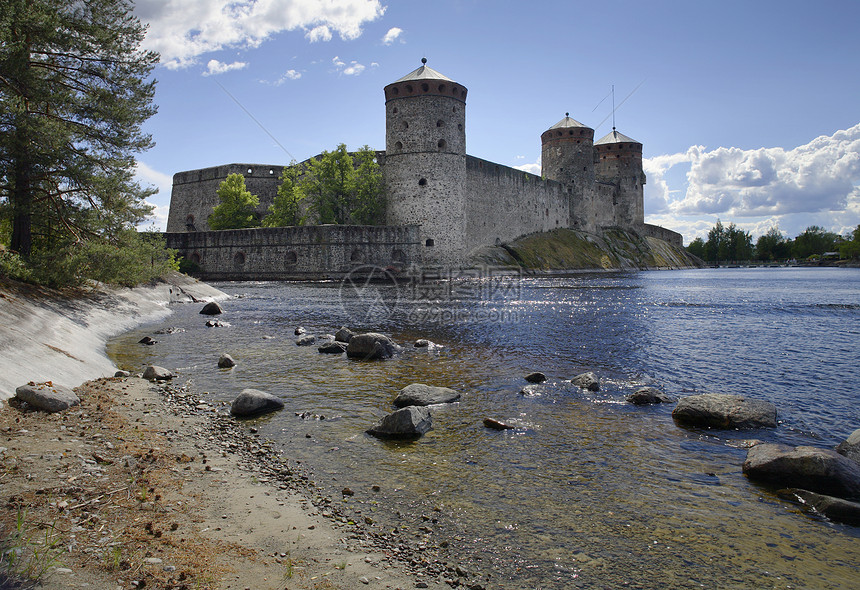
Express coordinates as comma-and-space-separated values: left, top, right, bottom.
686, 236, 705, 259
262, 163, 304, 227
703, 220, 726, 261
350, 146, 385, 225
0, 0, 158, 265
792, 225, 838, 259
839, 224, 860, 259
208, 173, 261, 230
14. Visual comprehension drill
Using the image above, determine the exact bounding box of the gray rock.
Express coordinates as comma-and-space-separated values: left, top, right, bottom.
743, 443, 860, 499
230, 388, 285, 418
318, 341, 347, 354
294, 326, 306, 335
367, 406, 432, 439
394, 384, 460, 407
414, 339, 433, 348
524, 372, 547, 384
570, 372, 599, 391
836, 428, 860, 465
335, 327, 356, 343
138, 336, 157, 345
626, 387, 672, 405
142, 365, 174, 381
218, 354, 236, 368
346, 333, 396, 360
15, 382, 80, 413
114, 370, 131, 378
673, 393, 777, 429
205, 319, 229, 327
199, 301, 223, 315
296, 335, 316, 346
783, 488, 860, 526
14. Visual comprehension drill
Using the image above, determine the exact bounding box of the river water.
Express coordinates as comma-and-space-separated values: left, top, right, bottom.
108, 267, 860, 589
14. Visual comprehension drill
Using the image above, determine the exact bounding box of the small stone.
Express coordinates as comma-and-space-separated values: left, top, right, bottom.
483, 418, 514, 430
142, 365, 174, 381
217, 353, 236, 368
144, 557, 162, 564
524, 372, 546, 383
296, 335, 316, 346
342, 487, 355, 496
295, 326, 306, 335
360, 577, 370, 585
200, 301, 223, 315
114, 370, 131, 378
414, 339, 432, 348
138, 336, 157, 345
570, 372, 599, 391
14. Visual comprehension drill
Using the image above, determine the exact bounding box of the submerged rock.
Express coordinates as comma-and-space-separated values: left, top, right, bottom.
394, 384, 460, 407
205, 320, 229, 328
524, 372, 547, 384
15, 382, 80, 413
296, 335, 316, 346
217, 354, 236, 368
626, 387, 672, 405
483, 418, 514, 430
673, 393, 777, 429
138, 336, 157, 345
230, 388, 285, 418
570, 372, 599, 391
199, 302, 223, 315
367, 406, 432, 439
318, 341, 348, 354
414, 339, 434, 348
836, 428, 860, 465
334, 327, 356, 343
346, 333, 396, 360
781, 488, 860, 526
294, 326, 306, 335
142, 365, 174, 381
743, 443, 860, 499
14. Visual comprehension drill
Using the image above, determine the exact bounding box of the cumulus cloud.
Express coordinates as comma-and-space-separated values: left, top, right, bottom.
332, 55, 365, 76
514, 157, 542, 176
202, 59, 248, 76
135, 162, 173, 230
381, 27, 403, 45
135, 0, 386, 69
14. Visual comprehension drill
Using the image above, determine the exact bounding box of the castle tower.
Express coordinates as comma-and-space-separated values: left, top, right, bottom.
540, 114, 596, 231
594, 128, 645, 228
383, 59, 468, 264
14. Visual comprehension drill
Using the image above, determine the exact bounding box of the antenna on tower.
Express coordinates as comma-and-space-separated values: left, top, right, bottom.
611, 84, 616, 131
594, 79, 646, 131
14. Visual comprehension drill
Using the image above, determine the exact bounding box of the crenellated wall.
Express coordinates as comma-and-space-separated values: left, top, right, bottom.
165, 225, 420, 280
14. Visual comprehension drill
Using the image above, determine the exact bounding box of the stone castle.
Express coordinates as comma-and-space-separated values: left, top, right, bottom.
166, 60, 680, 276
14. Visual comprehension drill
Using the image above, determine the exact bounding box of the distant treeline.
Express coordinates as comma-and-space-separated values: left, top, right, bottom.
686, 222, 860, 263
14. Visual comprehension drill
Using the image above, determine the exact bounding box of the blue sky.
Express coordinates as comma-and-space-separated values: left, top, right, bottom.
133, 0, 860, 244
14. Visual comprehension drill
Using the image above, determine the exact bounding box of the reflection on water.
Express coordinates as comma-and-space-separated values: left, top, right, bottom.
108, 268, 860, 589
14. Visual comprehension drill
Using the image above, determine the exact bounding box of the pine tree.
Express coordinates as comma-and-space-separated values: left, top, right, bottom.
0, 0, 164, 284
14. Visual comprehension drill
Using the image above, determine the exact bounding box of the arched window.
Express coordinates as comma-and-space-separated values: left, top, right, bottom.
425, 238, 435, 247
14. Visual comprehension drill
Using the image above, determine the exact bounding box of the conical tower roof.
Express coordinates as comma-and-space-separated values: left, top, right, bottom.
393, 58, 455, 83
548, 113, 590, 130
595, 128, 640, 145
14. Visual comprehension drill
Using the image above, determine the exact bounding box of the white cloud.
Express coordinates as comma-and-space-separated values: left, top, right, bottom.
514, 157, 541, 176
202, 59, 248, 76
275, 69, 302, 84
134, 162, 173, 230
135, 0, 386, 69
381, 27, 403, 45
644, 124, 860, 241
332, 55, 365, 76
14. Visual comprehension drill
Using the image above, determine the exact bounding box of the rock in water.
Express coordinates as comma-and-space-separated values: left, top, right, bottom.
367, 406, 432, 439
346, 333, 396, 360
836, 428, 860, 465
483, 418, 514, 430
394, 383, 461, 407
414, 339, 433, 348
783, 489, 860, 526
673, 393, 777, 429
294, 326, 306, 335
218, 354, 236, 368
15, 382, 80, 413
743, 443, 860, 498
524, 372, 547, 384
142, 365, 174, 381
230, 389, 285, 417
626, 387, 672, 405
570, 372, 599, 391
114, 370, 131, 378
296, 335, 316, 346
318, 341, 347, 354
138, 336, 157, 345
335, 327, 356, 343
199, 301, 223, 315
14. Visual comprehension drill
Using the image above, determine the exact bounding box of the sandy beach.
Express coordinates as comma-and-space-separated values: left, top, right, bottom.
0, 276, 466, 590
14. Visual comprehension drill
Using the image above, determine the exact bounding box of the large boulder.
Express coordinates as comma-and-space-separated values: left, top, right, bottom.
784, 489, 860, 526
296, 335, 316, 346
15, 382, 80, 413
367, 406, 432, 439
142, 365, 174, 381
230, 388, 285, 418
836, 428, 860, 465
672, 393, 777, 429
334, 327, 356, 343
570, 372, 599, 391
318, 341, 347, 354
524, 372, 547, 384
743, 443, 860, 499
346, 333, 396, 360
394, 384, 460, 408
626, 387, 672, 405
199, 301, 223, 315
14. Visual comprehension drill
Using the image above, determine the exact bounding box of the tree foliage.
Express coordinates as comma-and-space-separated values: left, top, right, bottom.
699, 220, 753, 262
839, 225, 860, 259
754, 227, 792, 261
0, 0, 171, 286
264, 144, 385, 227
791, 225, 839, 259
208, 173, 261, 230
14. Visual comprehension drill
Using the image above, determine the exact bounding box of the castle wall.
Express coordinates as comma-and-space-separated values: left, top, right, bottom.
643, 223, 683, 248
167, 164, 282, 232
463, 156, 567, 252
165, 225, 420, 281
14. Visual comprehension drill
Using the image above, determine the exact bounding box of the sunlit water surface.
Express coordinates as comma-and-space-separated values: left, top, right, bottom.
108, 268, 860, 589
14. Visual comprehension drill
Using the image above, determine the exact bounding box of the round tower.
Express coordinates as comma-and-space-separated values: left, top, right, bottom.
383, 58, 468, 264
594, 128, 645, 228
540, 114, 596, 231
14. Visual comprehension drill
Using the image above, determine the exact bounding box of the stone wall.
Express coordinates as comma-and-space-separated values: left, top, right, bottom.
165, 225, 421, 281
463, 156, 568, 252
643, 223, 683, 248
